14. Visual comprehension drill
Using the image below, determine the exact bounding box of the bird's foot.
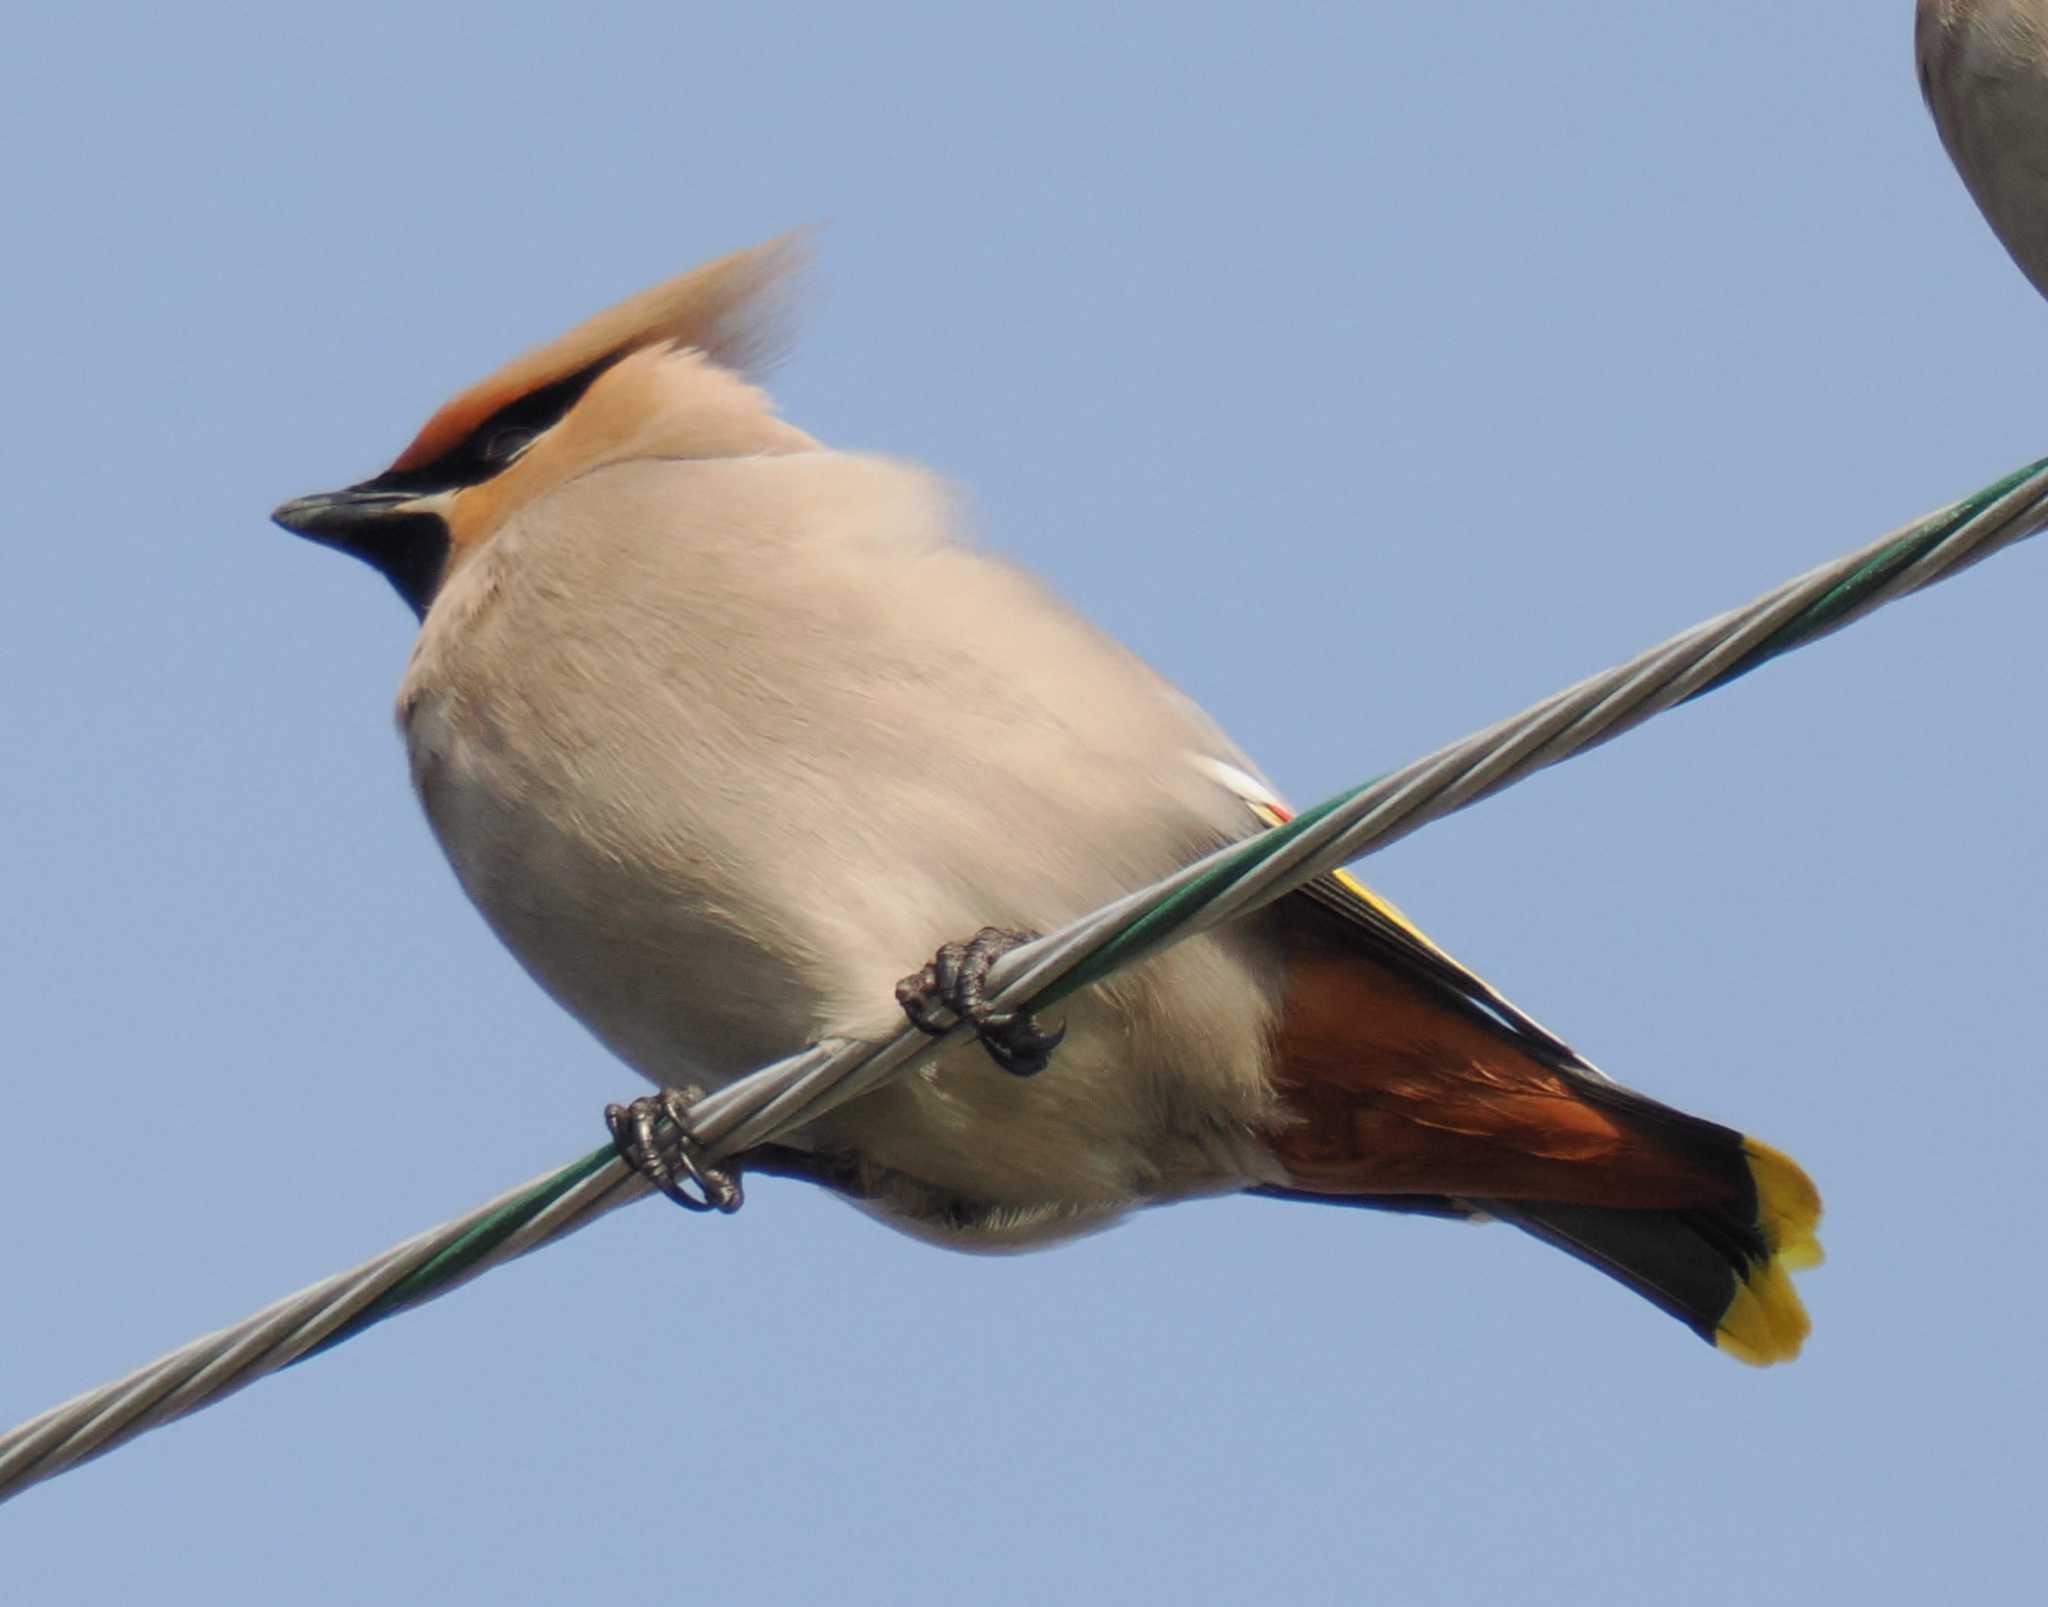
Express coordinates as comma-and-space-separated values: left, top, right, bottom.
895, 926, 1066, 1076
605, 1088, 744, 1213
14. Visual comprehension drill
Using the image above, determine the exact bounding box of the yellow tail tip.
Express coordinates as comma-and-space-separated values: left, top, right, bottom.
1714, 1138, 1824, 1365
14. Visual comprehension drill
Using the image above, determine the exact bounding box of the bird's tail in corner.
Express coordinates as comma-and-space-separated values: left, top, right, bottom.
1487, 1135, 1824, 1366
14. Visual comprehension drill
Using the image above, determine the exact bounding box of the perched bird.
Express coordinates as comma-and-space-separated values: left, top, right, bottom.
274, 238, 1821, 1363
1917, 0, 2048, 300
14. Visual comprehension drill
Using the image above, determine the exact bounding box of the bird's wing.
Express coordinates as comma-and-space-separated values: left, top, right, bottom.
1190, 753, 1599, 1077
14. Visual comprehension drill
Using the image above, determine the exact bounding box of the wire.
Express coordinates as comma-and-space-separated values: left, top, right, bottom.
4, 453, 2043, 1504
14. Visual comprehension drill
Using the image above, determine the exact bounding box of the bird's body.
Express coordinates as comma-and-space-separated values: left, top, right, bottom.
403, 443, 1289, 1243
277, 239, 1821, 1358
1918, 0, 2048, 299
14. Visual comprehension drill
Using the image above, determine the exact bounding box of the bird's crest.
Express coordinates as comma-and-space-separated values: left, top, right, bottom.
387, 233, 808, 476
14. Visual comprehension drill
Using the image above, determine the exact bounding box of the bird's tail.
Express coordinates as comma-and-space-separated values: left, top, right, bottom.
1264, 877, 1823, 1361
1486, 1131, 1823, 1365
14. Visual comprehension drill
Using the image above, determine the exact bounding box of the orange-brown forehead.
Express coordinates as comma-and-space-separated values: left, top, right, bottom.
388, 345, 589, 475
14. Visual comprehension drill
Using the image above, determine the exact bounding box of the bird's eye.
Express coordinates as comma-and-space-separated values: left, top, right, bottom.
480, 427, 538, 464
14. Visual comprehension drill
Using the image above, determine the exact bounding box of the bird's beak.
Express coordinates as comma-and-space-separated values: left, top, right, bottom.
272, 482, 452, 617
271, 485, 423, 541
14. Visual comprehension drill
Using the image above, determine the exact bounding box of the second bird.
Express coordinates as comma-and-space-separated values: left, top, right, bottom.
1918, 0, 2048, 301
274, 238, 1821, 1364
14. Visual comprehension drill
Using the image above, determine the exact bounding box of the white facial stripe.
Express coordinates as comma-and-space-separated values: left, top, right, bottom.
398, 489, 458, 518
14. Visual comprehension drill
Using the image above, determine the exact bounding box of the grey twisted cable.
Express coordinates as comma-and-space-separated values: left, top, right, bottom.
4, 455, 2043, 1504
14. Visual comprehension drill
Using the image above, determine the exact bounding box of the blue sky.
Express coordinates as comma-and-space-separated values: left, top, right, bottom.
4, 4, 2042, 1601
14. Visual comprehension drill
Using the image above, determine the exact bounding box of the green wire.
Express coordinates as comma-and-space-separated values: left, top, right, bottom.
1034, 782, 1370, 1008
1704, 453, 2048, 696
1055, 455, 2048, 1007
297, 1143, 621, 1361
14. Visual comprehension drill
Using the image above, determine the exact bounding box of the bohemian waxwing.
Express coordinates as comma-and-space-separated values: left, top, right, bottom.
274, 237, 1822, 1363
1918, 0, 2048, 300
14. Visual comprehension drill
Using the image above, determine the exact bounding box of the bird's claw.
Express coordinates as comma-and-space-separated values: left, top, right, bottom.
605, 1088, 744, 1213
895, 926, 1067, 1076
